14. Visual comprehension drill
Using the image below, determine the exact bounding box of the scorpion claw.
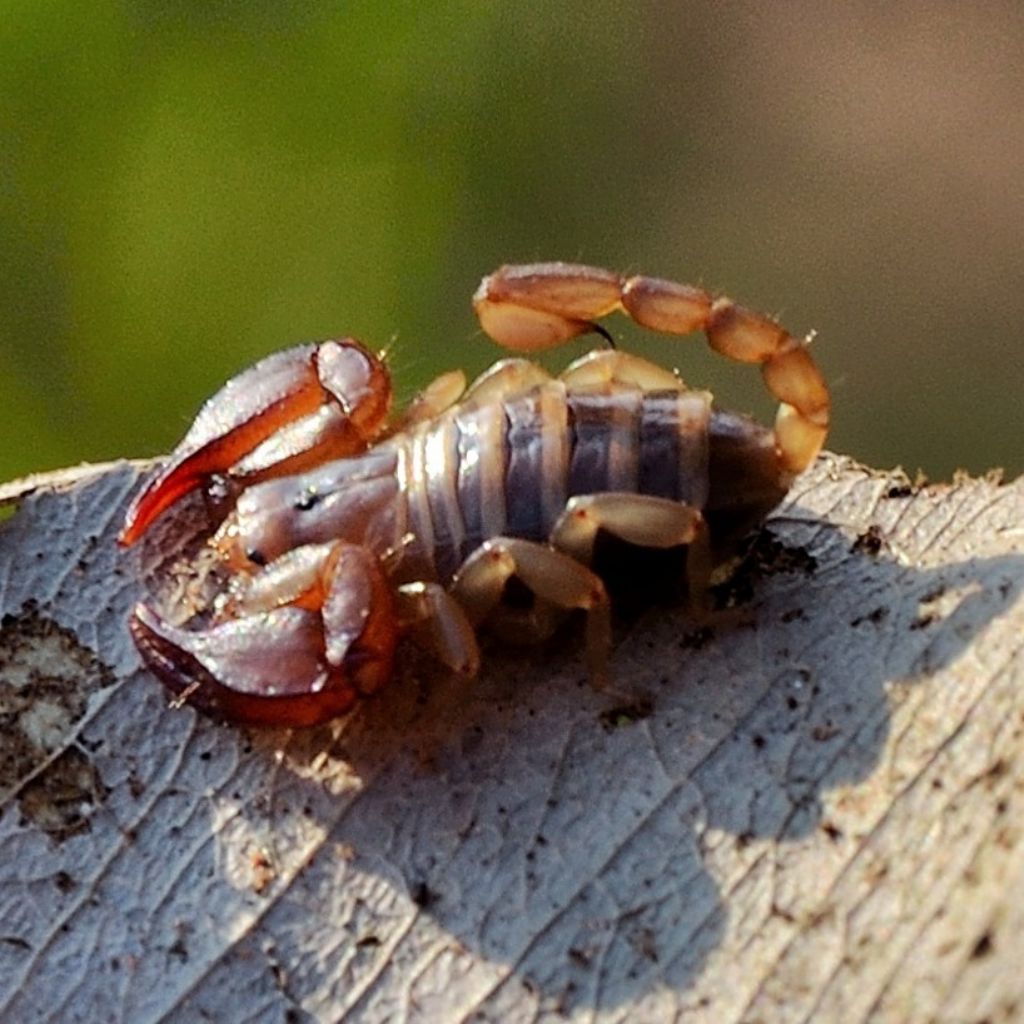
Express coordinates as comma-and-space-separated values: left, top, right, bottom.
130, 603, 359, 727
128, 541, 397, 727
119, 340, 391, 546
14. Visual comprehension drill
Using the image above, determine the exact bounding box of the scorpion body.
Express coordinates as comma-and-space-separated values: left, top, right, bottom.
230, 377, 783, 588
396, 381, 784, 582
119, 263, 828, 727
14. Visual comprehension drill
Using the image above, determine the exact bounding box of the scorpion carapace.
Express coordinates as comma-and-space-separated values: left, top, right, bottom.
119, 262, 829, 727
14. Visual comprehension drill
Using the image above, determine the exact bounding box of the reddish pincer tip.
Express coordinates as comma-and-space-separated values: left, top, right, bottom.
118, 461, 201, 547
118, 499, 150, 548
118, 478, 157, 547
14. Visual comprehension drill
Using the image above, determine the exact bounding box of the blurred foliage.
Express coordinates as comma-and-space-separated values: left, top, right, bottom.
2, 1, 1023, 483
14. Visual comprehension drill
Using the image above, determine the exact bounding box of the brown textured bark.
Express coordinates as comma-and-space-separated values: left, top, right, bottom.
0, 454, 1021, 1023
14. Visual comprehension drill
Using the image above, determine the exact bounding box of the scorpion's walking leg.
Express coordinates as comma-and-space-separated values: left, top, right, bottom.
550, 494, 712, 612
460, 358, 553, 405
395, 582, 482, 761
395, 582, 481, 677
391, 369, 467, 432
451, 538, 612, 688
557, 349, 685, 392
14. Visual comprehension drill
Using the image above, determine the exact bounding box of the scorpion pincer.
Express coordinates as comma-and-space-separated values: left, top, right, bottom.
119, 263, 830, 727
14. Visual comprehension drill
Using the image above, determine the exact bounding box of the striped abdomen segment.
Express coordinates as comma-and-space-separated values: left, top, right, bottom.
400, 382, 712, 583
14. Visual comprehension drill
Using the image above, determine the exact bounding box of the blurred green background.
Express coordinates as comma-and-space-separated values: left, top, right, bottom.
2, 2, 1022, 485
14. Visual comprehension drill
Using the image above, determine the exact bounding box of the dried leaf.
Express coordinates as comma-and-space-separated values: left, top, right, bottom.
0, 455, 1022, 1023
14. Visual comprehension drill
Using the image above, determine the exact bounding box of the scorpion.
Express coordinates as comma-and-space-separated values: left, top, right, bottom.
118, 262, 829, 727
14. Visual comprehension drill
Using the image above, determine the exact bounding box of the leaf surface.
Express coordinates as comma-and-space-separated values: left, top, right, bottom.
0, 456, 1021, 1023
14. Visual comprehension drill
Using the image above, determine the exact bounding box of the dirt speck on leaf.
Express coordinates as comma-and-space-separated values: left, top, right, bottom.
0, 602, 115, 800
0, 603, 113, 840
17, 745, 108, 841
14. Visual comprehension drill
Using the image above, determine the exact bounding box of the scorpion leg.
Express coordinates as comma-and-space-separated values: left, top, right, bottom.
558, 349, 685, 392
461, 358, 553, 405
396, 582, 481, 676
120, 339, 391, 545
475, 263, 830, 475
451, 537, 612, 688
551, 493, 712, 612
391, 369, 467, 432
129, 541, 397, 727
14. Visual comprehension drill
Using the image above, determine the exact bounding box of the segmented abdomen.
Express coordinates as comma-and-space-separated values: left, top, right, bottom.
396, 382, 713, 583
